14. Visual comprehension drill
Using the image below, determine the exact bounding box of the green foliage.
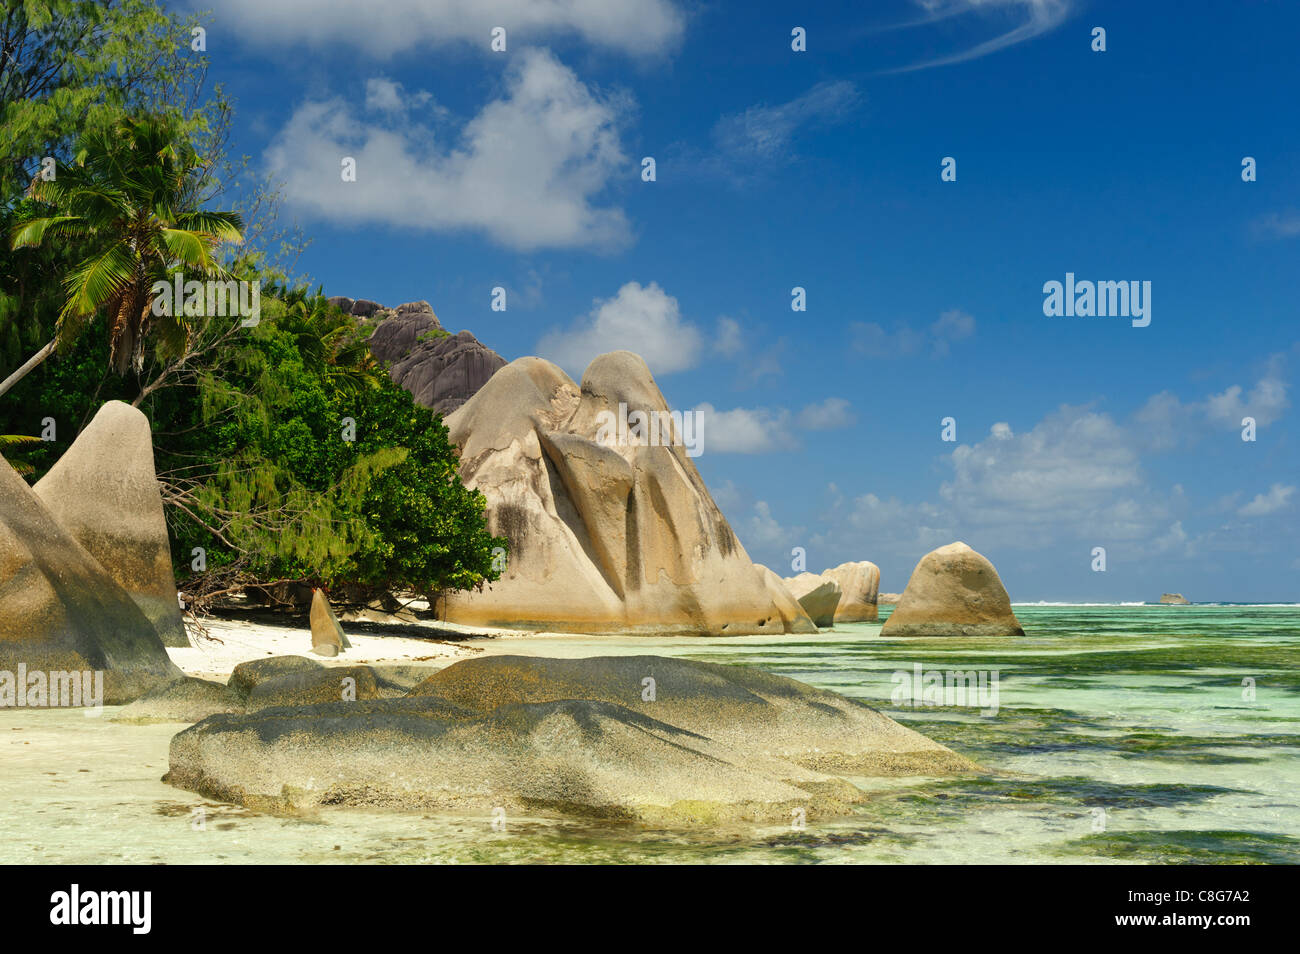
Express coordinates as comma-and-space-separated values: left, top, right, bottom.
151, 290, 506, 598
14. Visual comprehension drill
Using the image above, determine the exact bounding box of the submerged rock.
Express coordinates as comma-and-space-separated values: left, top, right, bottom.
440, 352, 797, 636
33, 401, 187, 646
881, 542, 1025, 637
0, 453, 181, 704
165, 656, 975, 823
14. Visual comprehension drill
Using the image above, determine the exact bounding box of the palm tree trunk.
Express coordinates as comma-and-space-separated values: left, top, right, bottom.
0, 338, 57, 399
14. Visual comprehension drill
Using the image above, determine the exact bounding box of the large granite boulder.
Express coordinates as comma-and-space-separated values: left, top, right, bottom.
0, 453, 181, 704
824, 560, 881, 622
408, 655, 972, 775
782, 572, 842, 627
366, 301, 506, 415
439, 352, 799, 635
880, 542, 1025, 637
166, 655, 975, 823
33, 401, 187, 646
227, 655, 323, 700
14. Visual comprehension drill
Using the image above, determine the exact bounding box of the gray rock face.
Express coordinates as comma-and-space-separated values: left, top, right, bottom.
364, 300, 506, 415
0, 453, 181, 704
165, 655, 976, 823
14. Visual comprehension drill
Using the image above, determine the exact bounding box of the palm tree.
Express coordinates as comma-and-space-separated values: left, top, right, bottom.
0, 115, 243, 398
0, 433, 42, 476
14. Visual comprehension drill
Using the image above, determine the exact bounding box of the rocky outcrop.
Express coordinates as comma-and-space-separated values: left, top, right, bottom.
438, 352, 800, 636
309, 588, 350, 656
881, 542, 1024, 637
32, 401, 187, 646
1159, 593, 1190, 605
782, 573, 842, 627
0, 453, 181, 704
364, 300, 505, 415
824, 561, 880, 622
165, 655, 976, 823
879, 593, 902, 604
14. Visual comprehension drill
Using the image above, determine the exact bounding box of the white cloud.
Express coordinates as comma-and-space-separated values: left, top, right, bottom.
1239, 484, 1296, 517
363, 77, 438, 117
714, 316, 744, 357
537, 281, 702, 376
940, 408, 1154, 539
688, 397, 855, 453
1253, 211, 1300, 240
200, 0, 685, 56
851, 309, 977, 359
711, 81, 862, 163
743, 501, 802, 550
888, 1, 1072, 72
797, 397, 855, 431
264, 49, 631, 251
690, 404, 793, 454
1133, 354, 1290, 445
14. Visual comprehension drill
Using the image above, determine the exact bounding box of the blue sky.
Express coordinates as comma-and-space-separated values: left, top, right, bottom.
183, 0, 1299, 601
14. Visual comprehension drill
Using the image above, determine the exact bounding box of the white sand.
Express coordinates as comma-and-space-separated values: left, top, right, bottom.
169, 617, 509, 681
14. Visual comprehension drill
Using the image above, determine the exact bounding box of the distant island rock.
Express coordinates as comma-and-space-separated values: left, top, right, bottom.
879, 593, 903, 604
438, 351, 804, 636
339, 297, 506, 416
881, 541, 1025, 637
1159, 593, 1191, 605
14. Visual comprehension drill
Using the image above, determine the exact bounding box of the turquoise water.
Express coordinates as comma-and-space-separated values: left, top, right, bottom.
2, 605, 1297, 864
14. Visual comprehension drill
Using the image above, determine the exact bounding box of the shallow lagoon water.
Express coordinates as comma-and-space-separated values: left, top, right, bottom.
2, 605, 1297, 864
